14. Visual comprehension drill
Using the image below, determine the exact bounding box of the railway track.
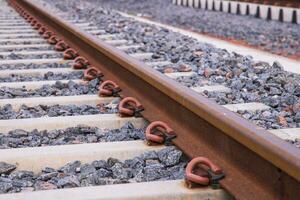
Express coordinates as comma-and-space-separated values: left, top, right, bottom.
173, 0, 300, 24
0, 0, 299, 199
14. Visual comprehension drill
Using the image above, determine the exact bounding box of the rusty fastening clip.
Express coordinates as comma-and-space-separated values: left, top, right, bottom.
98, 80, 121, 97
118, 97, 144, 117
30, 19, 37, 26
185, 157, 225, 189
55, 41, 69, 51
38, 26, 47, 35
73, 56, 90, 69
34, 23, 42, 30
83, 67, 103, 81
24, 13, 30, 20
48, 35, 61, 45
27, 16, 34, 23
63, 48, 78, 60
145, 121, 176, 145
43, 31, 53, 39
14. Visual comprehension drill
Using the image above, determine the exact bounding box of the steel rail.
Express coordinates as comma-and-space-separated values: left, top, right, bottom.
231, 0, 300, 7
10, 0, 300, 199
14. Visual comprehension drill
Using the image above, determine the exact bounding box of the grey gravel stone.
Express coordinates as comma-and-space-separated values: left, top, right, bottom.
157, 146, 182, 167
0, 182, 13, 194
57, 175, 80, 188
0, 147, 187, 194
0, 162, 16, 175
0, 103, 115, 120
1, 52, 62, 60
0, 62, 71, 70
96, 168, 111, 178
9, 170, 34, 180
79, 164, 96, 176
39, 172, 58, 181
91, 160, 109, 170
0, 123, 145, 149
0, 79, 101, 99
0, 46, 54, 54
89, 0, 300, 57
0, 71, 83, 83
237, 108, 299, 129
143, 163, 165, 181
58, 161, 81, 174
111, 163, 132, 180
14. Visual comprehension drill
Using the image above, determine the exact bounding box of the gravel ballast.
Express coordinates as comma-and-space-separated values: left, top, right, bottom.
89, 0, 300, 58
37, 0, 300, 130
0, 52, 62, 60
0, 46, 54, 53
0, 147, 186, 193
0, 71, 83, 82
0, 79, 101, 99
0, 62, 71, 70
0, 123, 144, 149
0, 103, 117, 120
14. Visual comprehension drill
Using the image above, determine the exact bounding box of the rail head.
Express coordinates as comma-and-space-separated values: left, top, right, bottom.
10, 0, 300, 199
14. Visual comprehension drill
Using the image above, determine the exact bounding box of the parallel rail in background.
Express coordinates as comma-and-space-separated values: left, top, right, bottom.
172, 0, 300, 24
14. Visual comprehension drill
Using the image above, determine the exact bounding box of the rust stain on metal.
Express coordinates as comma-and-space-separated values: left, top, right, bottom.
10, 0, 300, 199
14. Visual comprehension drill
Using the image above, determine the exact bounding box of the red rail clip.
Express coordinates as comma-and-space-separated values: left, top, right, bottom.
43, 31, 53, 39
73, 57, 90, 69
118, 97, 144, 117
27, 16, 34, 23
48, 35, 61, 45
83, 67, 103, 81
55, 41, 69, 51
38, 26, 47, 35
145, 121, 176, 145
22, 12, 27, 17
34, 23, 42, 30
185, 157, 225, 188
30, 20, 37, 26
98, 80, 121, 97
24, 14, 30, 20
63, 48, 78, 60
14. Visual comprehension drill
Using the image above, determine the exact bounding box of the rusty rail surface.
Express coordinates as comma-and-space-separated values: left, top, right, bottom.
9, 0, 300, 199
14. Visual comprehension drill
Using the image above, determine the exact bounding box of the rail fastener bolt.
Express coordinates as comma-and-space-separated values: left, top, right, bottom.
63, 48, 79, 60
98, 80, 121, 97
73, 57, 90, 69
145, 121, 176, 145
83, 67, 103, 81
55, 41, 69, 51
118, 97, 144, 117
185, 157, 225, 189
